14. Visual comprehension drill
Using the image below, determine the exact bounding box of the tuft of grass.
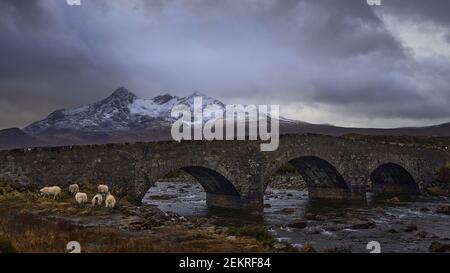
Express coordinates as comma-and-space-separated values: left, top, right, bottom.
0, 237, 16, 253
426, 186, 448, 197
0, 185, 15, 196
226, 226, 274, 245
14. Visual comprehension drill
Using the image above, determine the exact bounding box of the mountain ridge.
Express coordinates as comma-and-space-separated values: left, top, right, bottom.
0, 87, 449, 150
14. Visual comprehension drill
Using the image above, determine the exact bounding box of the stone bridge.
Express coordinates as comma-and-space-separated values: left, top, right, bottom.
0, 134, 449, 212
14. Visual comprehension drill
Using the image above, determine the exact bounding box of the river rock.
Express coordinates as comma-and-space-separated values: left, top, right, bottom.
387, 197, 401, 203
264, 204, 272, 208
436, 206, 450, 215
148, 194, 177, 200
375, 207, 385, 214
416, 231, 428, 239
297, 244, 317, 253
429, 241, 450, 253
387, 229, 399, 233
350, 221, 376, 230
280, 208, 295, 214
402, 224, 418, 232
305, 213, 318, 221
308, 229, 322, 235
288, 221, 308, 229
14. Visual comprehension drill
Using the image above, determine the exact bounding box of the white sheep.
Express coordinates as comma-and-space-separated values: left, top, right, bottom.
75, 192, 88, 207
92, 194, 103, 207
98, 184, 109, 196
105, 194, 116, 209
68, 184, 79, 195
40, 186, 62, 200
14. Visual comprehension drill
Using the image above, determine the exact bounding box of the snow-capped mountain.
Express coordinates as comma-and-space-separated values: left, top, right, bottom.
24, 87, 226, 135
6, 85, 448, 150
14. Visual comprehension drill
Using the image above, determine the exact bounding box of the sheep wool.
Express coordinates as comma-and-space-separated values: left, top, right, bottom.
105, 194, 116, 209
68, 184, 79, 195
75, 192, 88, 207
98, 184, 109, 195
40, 186, 62, 200
92, 194, 103, 207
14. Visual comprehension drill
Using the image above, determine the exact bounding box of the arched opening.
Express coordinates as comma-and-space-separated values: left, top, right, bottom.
266, 156, 351, 201
289, 157, 348, 190
181, 166, 240, 196
370, 163, 420, 197
143, 166, 242, 214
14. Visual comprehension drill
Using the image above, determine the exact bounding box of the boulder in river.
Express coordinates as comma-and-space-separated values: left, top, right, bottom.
350, 221, 376, 230
429, 241, 450, 253
305, 213, 318, 221
387, 197, 401, 203
288, 221, 308, 229
416, 231, 428, 239
436, 206, 450, 215
402, 224, 418, 233
387, 229, 399, 234
280, 208, 295, 214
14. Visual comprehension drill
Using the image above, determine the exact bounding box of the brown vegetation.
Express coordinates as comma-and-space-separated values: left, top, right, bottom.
0, 186, 275, 253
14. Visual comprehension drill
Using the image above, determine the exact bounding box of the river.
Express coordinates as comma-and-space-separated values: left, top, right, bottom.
143, 182, 450, 253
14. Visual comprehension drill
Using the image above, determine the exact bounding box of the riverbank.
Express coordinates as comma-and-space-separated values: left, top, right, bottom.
0, 186, 297, 253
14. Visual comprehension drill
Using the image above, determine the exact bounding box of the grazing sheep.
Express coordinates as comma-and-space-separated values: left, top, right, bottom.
68, 184, 79, 195
92, 194, 103, 207
105, 194, 116, 209
75, 192, 88, 207
40, 186, 62, 200
98, 184, 109, 196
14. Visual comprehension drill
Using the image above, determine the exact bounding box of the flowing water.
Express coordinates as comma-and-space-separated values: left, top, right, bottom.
143, 182, 450, 253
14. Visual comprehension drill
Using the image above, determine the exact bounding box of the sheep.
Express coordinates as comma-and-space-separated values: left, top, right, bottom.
75, 192, 88, 207
68, 184, 79, 195
92, 194, 103, 207
98, 184, 109, 196
105, 194, 116, 209
40, 186, 62, 200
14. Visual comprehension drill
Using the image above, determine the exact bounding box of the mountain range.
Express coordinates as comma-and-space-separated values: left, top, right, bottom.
1, 87, 450, 150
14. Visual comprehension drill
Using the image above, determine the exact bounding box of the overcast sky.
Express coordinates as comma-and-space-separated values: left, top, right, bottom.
1, 0, 450, 129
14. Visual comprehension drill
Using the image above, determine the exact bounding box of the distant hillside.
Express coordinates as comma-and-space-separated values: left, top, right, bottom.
0, 128, 45, 150
281, 121, 450, 137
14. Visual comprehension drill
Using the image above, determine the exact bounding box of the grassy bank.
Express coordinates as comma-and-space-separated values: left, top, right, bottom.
0, 187, 277, 253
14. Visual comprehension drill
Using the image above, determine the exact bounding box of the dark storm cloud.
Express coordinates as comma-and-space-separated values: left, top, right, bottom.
0, 0, 53, 30
383, 0, 450, 27
0, 0, 449, 129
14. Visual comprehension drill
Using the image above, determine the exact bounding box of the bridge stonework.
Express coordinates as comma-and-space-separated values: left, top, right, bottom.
0, 135, 448, 212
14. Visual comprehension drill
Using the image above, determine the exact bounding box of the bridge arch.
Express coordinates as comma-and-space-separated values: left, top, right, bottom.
141, 163, 243, 210
266, 156, 352, 200
369, 163, 421, 197
180, 166, 240, 196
